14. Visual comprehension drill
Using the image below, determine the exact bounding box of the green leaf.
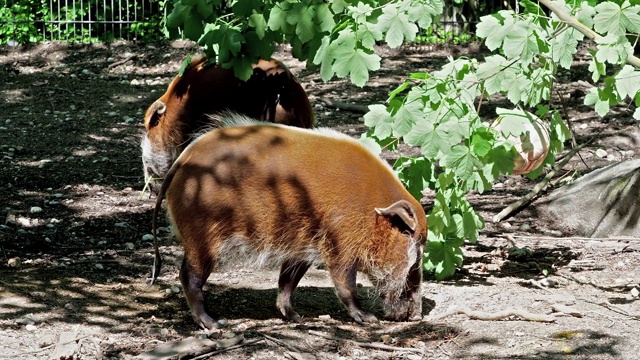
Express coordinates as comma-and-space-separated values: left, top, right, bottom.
550, 28, 579, 69
424, 234, 464, 280
357, 24, 382, 49
249, 13, 267, 39
232, 0, 261, 17
503, 20, 539, 64
471, 127, 494, 158
268, 2, 294, 34
333, 47, 380, 87
177, 55, 193, 77
614, 65, 640, 99
364, 104, 393, 139
376, 4, 418, 48
396, 157, 435, 201
331, 0, 348, 13
183, 8, 204, 41
314, 3, 335, 33
392, 100, 423, 137
441, 144, 481, 180
594, 1, 640, 36
477, 55, 514, 95
476, 14, 506, 50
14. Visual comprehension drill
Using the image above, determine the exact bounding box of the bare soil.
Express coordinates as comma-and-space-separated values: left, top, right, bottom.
0, 41, 639, 360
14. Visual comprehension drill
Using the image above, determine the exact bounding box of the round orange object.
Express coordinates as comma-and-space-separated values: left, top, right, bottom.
492, 115, 551, 175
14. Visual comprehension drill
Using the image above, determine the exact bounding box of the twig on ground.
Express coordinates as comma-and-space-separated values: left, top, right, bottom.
260, 333, 306, 352
308, 330, 424, 354
5, 335, 90, 357
492, 142, 587, 223
318, 97, 369, 113
191, 338, 265, 360
578, 298, 640, 320
430, 306, 556, 323
107, 54, 138, 69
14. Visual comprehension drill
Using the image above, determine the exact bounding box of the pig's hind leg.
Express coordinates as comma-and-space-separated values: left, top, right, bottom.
276, 259, 311, 322
179, 256, 223, 329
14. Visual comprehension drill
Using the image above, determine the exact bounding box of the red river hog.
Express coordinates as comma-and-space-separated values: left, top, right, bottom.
151, 114, 427, 329
141, 57, 314, 192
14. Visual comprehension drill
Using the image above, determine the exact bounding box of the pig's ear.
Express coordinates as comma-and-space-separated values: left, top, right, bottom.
375, 200, 418, 232
145, 100, 166, 129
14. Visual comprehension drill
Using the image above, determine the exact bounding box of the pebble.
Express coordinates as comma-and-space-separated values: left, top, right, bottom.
170, 285, 181, 293
124, 242, 135, 250
7, 257, 21, 267
15, 317, 35, 325
595, 149, 608, 158
631, 288, 639, 297
142, 234, 154, 241
115, 222, 128, 228
82, 69, 92, 75
30, 206, 43, 213
64, 303, 75, 310
146, 327, 169, 336
95, 263, 104, 270
25, 324, 37, 331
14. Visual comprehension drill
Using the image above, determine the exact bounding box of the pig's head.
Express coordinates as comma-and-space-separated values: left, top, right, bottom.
369, 199, 427, 321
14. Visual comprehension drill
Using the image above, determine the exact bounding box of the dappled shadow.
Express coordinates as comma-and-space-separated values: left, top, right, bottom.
456, 330, 620, 359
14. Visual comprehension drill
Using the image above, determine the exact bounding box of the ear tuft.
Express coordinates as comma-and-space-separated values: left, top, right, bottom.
375, 200, 418, 232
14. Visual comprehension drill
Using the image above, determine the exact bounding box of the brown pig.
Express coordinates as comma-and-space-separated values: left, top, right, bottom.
141, 57, 314, 193
151, 114, 427, 329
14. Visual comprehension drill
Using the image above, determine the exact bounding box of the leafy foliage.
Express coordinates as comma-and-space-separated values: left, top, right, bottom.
166, 0, 640, 279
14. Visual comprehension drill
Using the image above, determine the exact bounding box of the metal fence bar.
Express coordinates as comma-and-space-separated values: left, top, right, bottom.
0, 0, 489, 44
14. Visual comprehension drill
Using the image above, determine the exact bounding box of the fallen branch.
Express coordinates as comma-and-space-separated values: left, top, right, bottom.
191, 338, 264, 360
260, 333, 306, 352
578, 298, 640, 320
308, 330, 424, 354
492, 142, 587, 223
430, 306, 556, 323
318, 97, 369, 113
5, 335, 90, 357
107, 54, 138, 69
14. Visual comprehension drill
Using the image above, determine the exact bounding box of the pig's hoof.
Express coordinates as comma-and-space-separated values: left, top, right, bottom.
351, 310, 378, 324
197, 315, 227, 330
279, 307, 302, 323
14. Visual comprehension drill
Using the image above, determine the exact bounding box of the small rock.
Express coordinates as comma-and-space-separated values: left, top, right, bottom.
115, 222, 128, 228
64, 303, 75, 310
97, 240, 107, 246
124, 242, 135, 250
15, 317, 35, 325
29, 206, 42, 213
146, 327, 169, 336
25, 324, 37, 331
595, 149, 608, 158
142, 234, 154, 241
380, 334, 391, 344
170, 285, 181, 293
539, 278, 557, 288
519, 223, 532, 231
95, 263, 104, 270
7, 257, 21, 267
318, 315, 331, 320
631, 288, 639, 297
82, 69, 92, 75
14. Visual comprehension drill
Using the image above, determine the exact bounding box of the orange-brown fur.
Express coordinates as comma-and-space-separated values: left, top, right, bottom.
141, 57, 314, 192
152, 115, 427, 329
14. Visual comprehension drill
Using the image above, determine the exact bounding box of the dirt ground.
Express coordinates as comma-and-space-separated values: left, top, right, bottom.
1, 41, 639, 360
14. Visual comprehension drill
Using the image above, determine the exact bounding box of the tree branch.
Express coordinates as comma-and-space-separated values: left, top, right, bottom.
539, 0, 640, 68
